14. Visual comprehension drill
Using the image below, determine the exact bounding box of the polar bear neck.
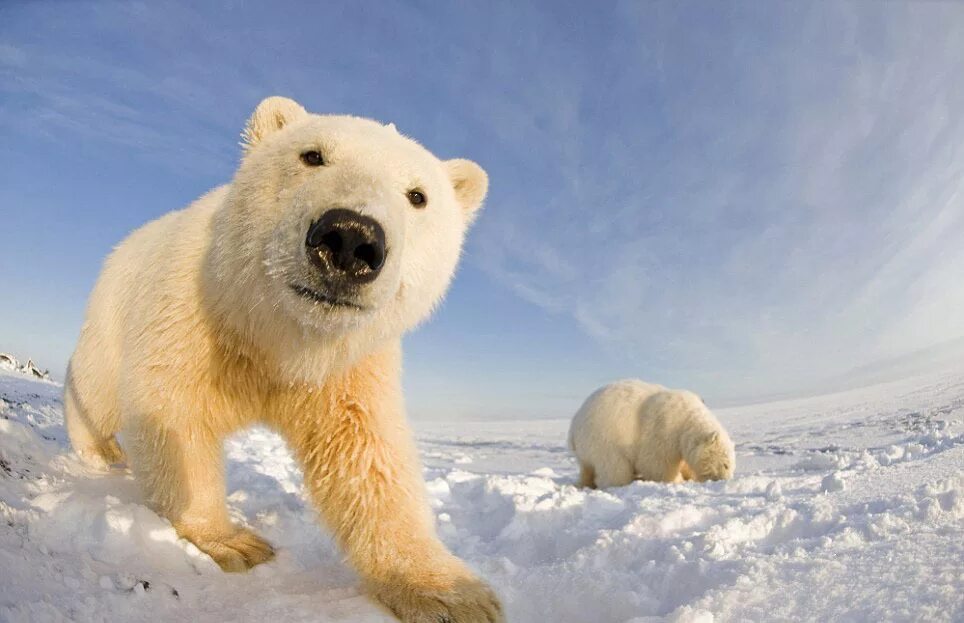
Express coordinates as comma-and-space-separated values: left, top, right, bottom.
200, 289, 397, 388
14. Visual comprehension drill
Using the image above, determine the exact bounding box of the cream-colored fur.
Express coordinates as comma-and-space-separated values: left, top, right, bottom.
65, 97, 501, 622
568, 380, 735, 488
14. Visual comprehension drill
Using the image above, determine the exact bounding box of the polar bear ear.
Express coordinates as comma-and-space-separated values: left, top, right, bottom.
444, 159, 488, 222
241, 96, 308, 152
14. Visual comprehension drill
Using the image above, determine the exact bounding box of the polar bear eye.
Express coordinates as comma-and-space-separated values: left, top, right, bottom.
407, 190, 427, 208
300, 150, 325, 167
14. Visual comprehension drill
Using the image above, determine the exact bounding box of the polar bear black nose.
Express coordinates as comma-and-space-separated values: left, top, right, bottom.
306, 209, 386, 284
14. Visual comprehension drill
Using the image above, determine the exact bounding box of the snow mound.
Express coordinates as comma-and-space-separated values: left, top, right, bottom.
0, 352, 51, 381
1, 368, 962, 622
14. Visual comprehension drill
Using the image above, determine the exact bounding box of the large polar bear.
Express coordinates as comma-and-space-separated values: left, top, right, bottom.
568, 380, 735, 488
65, 97, 502, 622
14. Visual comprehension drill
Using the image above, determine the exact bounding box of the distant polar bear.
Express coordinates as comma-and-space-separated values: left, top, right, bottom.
568, 380, 735, 488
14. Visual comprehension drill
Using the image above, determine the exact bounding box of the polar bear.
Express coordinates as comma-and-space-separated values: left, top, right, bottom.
65, 97, 502, 622
568, 380, 735, 488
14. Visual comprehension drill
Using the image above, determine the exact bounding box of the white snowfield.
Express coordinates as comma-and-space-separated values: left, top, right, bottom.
1, 365, 962, 623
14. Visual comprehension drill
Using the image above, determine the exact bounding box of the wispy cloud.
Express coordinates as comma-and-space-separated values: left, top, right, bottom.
471, 2, 964, 397
0, 3, 281, 175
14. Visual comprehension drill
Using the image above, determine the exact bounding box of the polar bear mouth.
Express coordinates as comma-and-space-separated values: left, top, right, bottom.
289, 284, 368, 310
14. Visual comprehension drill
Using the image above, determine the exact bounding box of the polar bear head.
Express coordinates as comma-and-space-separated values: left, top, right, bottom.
206, 97, 487, 377
690, 429, 736, 481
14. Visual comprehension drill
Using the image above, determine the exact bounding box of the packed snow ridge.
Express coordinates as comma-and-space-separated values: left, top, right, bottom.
0, 352, 51, 381
1, 361, 962, 622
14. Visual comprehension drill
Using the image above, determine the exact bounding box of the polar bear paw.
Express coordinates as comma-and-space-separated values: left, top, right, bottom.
369, 572, 504, 623
191, 527, 276, 572
75, 436, 127, 470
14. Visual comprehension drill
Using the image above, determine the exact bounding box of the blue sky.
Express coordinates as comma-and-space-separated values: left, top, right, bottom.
2, 1, 964, 419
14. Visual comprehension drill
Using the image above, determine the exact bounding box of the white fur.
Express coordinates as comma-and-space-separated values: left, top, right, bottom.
65, 97, 501, 622
568, 380, 736, 488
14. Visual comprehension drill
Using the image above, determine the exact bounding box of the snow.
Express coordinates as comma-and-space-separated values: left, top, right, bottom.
1, 363, 962, 622
0, 353, 51, 381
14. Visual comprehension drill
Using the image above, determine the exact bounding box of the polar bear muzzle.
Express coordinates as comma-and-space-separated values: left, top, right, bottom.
305, 208, 387, 286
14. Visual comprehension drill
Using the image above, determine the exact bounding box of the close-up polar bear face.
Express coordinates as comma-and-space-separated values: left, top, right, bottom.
207, 97, 486, 368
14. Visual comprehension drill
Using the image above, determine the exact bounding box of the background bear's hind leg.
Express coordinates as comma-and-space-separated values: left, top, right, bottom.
577, 462, 596, 488
593, 456, 635, 488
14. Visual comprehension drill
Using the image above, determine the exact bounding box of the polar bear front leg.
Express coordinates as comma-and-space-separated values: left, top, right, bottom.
679, 461, 696, 481
124, 414, 274, 572
273, 347, 503, 623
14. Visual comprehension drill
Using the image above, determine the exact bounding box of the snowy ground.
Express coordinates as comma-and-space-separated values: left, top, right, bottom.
1, 365, 962, 622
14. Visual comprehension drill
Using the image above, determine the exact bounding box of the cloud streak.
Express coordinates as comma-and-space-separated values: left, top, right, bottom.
471, 2, 964, 398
